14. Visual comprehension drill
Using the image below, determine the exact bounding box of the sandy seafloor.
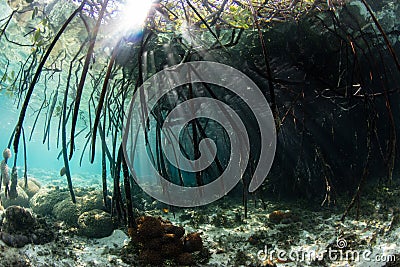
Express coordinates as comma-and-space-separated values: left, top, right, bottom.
0, 169, 399, 266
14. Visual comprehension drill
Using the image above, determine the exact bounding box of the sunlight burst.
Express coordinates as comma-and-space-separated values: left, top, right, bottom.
118, 0, 153, 33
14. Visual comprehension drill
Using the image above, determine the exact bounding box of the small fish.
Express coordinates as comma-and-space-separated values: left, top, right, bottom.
43, 67, 62, 73
162, 208, 169, 213
60, 167, 66, 176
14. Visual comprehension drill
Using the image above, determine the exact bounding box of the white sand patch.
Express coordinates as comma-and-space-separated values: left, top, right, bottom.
0, 230, 130, 267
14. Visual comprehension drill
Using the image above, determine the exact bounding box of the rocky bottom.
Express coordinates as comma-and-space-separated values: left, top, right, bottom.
0, 183, 399, 266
